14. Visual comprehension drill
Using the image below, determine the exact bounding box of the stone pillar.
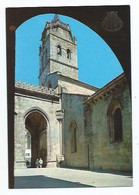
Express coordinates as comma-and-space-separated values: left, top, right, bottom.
46, 123, 59, 168
39, 130, 47, 167
55, 110, 64, 166
59, 120, 62, 154
46, 121, 55, 167
14, 114, 26, 169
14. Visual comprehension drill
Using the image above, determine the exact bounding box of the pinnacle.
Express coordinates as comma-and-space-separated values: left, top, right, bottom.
52, 14, 60, 22
54, 14, 60, 20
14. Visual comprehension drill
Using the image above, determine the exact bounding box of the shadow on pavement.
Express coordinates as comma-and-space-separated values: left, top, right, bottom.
14, 175, 95, 188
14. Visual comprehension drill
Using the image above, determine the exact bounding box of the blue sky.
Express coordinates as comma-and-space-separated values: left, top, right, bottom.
15, 14, 123, 88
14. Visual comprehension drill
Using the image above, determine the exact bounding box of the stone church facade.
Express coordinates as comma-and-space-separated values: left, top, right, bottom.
14, 15, 132, 172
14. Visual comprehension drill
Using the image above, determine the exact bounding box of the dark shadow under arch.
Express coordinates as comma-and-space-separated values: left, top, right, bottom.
6, 6, 131, 188
25, 110, 48, 168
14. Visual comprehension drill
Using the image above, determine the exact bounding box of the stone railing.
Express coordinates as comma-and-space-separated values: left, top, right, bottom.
15, 81, 57, 96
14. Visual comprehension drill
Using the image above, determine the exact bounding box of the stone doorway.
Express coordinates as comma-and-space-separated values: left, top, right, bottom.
25, 111, 47, 167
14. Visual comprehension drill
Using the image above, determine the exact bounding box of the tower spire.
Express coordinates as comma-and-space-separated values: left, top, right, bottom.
52, 14, 60, 23
54, 14, 59, 20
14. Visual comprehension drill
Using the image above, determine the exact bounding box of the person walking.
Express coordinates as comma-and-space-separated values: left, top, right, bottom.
39, 158, 43, 168
35, 159, 39, 168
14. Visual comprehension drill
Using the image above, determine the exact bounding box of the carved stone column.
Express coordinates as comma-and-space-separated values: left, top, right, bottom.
55, 109, 64, 165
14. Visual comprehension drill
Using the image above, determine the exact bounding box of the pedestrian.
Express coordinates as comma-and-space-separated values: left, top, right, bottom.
39, 158, 43, 168
35, 159, 39, 168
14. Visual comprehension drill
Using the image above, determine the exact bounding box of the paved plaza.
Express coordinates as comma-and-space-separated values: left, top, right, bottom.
14, 167, 133, 188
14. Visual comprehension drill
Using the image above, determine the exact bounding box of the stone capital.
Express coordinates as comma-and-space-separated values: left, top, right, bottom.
56, 109, 64, 121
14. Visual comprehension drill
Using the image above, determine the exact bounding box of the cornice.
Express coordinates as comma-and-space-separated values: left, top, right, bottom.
83, 73, 127, 104
15, 81, 59, 101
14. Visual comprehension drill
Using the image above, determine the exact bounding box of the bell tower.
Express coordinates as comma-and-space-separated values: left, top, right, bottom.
39, 15, 78, 87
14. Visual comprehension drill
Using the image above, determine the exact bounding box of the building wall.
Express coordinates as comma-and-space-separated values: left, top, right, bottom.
84, 81, 132, 172
14, 78, 132, 172
49, 27, 73, 42
50, 32, 78, 68
39, 36, 50, 85
39, 65, 50, 86
49, 33, 78, 79
62, 94, 88, 168
59, 77, 97, 95
44, 72, 98, 95
15, 16, 132, 172
14, 93, 61, 168
39, 26, 78, 86
50, 60, 78, 80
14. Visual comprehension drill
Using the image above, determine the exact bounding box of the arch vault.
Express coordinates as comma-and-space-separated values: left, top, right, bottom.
25, 110, 48, 167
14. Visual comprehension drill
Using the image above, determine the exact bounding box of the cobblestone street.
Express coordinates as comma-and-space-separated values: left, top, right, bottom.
14, 167, 132, 188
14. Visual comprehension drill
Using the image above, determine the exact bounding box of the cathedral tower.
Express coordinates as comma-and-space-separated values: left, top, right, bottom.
39, 15, 78, 87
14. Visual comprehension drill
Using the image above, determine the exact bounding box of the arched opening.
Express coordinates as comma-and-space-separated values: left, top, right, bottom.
67, 49, 71, 59
7, 7, 131, 188
107, 100, 123, 143
15, 13, 123, 87
114, 108, 123, 142
70, 120, 77, 153
57, 45, 62, 55
25, 111, 48, 167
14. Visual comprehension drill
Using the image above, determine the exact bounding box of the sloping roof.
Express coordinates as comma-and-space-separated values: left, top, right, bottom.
83, 73, 126, 104
58, 73, 99, 92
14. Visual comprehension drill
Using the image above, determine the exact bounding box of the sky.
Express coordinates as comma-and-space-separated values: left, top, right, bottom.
15, 13, 123, 88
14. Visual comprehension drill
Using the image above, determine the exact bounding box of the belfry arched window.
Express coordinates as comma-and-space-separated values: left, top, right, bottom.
67, 49, 71, 59
57, 45, 61, 55
70, 120, 77, 153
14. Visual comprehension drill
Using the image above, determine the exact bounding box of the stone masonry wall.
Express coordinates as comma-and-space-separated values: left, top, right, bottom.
49, 33, 78, 79
62, 94, 88, 168
84, 81, 132, 172
14, 92, 61, 168
43, 72, 98, 95
59, 76, 97, 95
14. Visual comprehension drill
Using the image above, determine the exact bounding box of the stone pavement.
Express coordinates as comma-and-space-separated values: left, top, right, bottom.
14, 167, 133, 188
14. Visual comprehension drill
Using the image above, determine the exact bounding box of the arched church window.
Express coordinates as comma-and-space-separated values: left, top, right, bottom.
57, 45, 62, 55
107, 101, 123, 143
114, 108, 123, 141
67, 49, 71, 59
83, 104, 92, 136
70, 120, 77, 153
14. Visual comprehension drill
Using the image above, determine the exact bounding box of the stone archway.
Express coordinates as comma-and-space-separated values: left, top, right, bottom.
25, 111, 48, 167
